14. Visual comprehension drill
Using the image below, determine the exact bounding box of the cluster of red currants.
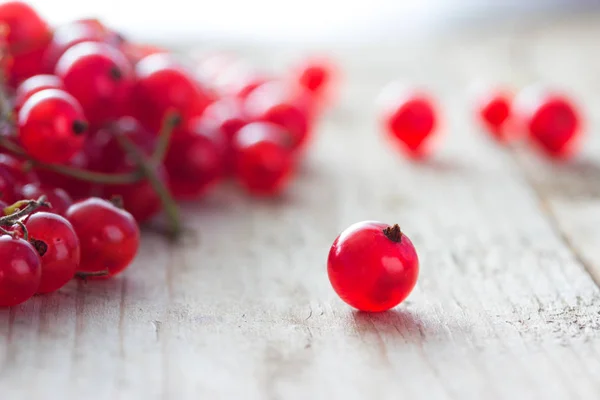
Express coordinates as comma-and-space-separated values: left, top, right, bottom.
0, 197, 139, 307
380, 84, 582, 159
0, 1, 335, 307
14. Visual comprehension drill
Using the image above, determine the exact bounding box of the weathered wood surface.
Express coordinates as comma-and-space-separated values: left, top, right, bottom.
3, 14, 600, 400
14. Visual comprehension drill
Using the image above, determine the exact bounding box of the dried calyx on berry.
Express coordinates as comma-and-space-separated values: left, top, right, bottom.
72, 120, 88, 135
383, 224, 402, 242
29, 237, 48, 256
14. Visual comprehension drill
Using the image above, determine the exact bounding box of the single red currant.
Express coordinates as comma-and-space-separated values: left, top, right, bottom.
328, 222, 419, 312
293, 57, 337, 108
87, 116, 156, 173
18, 89, 88, 163
56, 42, 133, 125
66, 197, 140, 277
0, 1, 51, 87
165, 118, 224, 200
244, 81, 312, 150
381, 87, 438, 158
133, 53, 211, 133
233, 122, 295, 196
22, 212, 80, 293
514, 87, 582, 158
43, 18, 120, 73
102, 166, 167, 223
20, 183, 73, 216
14, 74, 64, 111
476, 90, 513, 142
0, 235, 42, 306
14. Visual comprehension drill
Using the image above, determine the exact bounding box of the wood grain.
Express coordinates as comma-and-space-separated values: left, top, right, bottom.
3, 14, 600, 400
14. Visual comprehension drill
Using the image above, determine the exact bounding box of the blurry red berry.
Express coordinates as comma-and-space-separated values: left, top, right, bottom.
66, 197, 140, 277
0, 235, 41, 306
328, 222, 419, 312
201, 98, 247, 172
43, 18, 120, 73
165, 118, 224, 200
56, 42, 133, 125
18, 89, 88, 163
476, 90, 514, 142
20, 183, 73, 216
0, 1, 51, 87
14, 74, 64, 110
23, 212, 80, 293
233, 122, 295, 196
515, 87, 582, 159
244, 81, 312, 150
133, 54, 211, 134
381, 87, 438, 158
102, 166, 167, 223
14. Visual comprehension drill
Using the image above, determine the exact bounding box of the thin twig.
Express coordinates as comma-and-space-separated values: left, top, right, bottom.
116, 134, 181, 238
0, 137, 144, 184
0, 196, 48, 226
152, 111, 181, 163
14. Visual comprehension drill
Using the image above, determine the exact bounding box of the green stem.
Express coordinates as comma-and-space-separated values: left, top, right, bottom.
152, 112, 181, 164
0, 196, 48, 226
115, 134, 182, 238
0, 137, 143, 185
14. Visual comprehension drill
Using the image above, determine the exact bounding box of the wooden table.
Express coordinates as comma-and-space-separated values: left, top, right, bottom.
3, 13, 600, 400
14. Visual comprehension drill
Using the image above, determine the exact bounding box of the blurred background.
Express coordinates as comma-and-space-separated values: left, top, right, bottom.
24, 0, 600, 46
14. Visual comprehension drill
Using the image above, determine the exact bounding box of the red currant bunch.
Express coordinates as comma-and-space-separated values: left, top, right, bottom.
0, 3, 334, 308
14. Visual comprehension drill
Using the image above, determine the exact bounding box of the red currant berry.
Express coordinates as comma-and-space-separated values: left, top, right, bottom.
56, 42, 133, 125
102, 166, 167, 223
14, 74, 64, 111
515, 87, 582, 159
233, 122, 295, 196
23, 212, 80, 293
18, 89, 88, 163
381, 87, 438, 158
87, 116, 155, 173
133, 54, 211, 133
66, 197, 140, 277
20, 183, 73, 216
0, 235, 42, 306
477, 90, 512, 141
43, 18, 119, 73
244, 81, 312, 150
165, 119, 224, 200
0, 1, 51, 87
328, 222, 419, 312
293, 57, 337, 107
201, 98, 247, 172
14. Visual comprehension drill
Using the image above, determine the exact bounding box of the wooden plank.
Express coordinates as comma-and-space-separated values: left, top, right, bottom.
2, 15, 600, 400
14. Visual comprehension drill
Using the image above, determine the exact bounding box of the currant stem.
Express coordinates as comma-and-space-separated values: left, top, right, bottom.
75, 270, 110, 280
0, 196, 49, 226
0, 137, 144, 184
115, 134, 182, 239
152, 111, 181, 164
14, 220, 28, 241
